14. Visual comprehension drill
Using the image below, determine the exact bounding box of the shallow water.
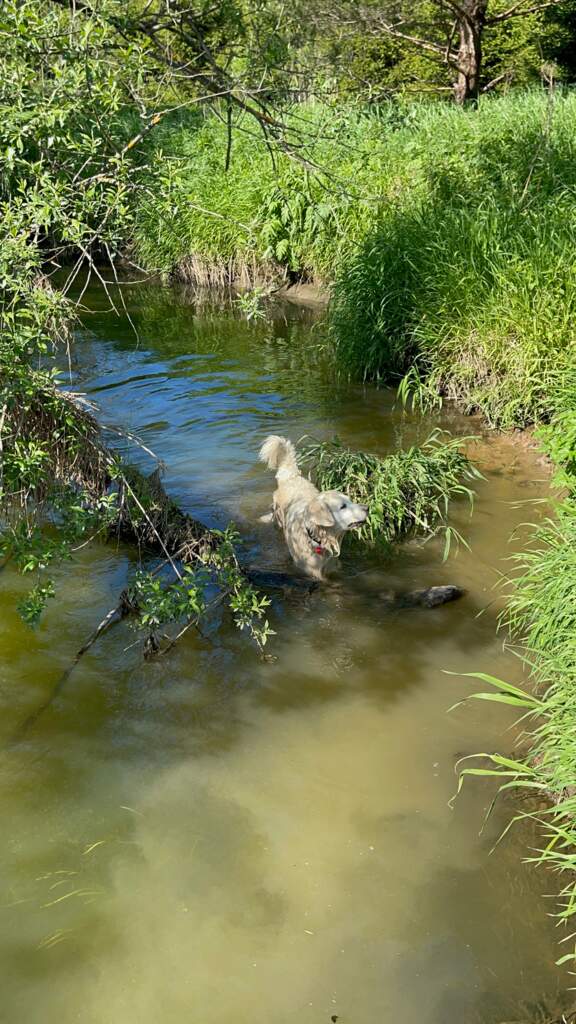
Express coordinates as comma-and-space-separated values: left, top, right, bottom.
0, 282, 566, 1023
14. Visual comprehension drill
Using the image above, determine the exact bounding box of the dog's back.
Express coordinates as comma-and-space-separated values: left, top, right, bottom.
259, 432, 315, 524
258, 434, 366, 579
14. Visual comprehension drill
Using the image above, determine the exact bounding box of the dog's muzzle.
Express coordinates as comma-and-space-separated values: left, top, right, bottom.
349, 505, 369, 529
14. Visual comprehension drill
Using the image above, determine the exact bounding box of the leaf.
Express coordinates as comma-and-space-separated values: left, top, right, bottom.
445, 670, 542, 708
275, 237, 290, 261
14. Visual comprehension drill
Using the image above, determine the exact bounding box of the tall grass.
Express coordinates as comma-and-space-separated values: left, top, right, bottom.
300, 431, 479, 549
329, 90, 576, 427
135, 90, 576, 429
133, 104, 389, 281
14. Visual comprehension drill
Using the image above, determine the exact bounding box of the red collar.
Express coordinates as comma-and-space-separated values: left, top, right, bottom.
307, 527, 326, 556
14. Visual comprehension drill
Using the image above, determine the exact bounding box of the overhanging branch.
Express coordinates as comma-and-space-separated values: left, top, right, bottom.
487, 0, 567, 22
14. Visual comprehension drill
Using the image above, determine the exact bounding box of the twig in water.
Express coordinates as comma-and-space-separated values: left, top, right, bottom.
8, 596, 130, 746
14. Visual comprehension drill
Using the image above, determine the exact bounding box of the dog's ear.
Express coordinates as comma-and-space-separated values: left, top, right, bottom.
309, 495, 335, 528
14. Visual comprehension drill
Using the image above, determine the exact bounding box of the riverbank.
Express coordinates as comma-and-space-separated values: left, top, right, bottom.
134, 89, 576, 425
132, 89, 576, 968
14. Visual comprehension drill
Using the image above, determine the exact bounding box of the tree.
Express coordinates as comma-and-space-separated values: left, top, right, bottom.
0, 0, 275, 649
329, 0, 573, 103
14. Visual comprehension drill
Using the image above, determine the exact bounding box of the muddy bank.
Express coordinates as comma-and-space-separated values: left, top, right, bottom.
166, 251, 330, 304
273, 281, 329, 306
467, 429, 554, 480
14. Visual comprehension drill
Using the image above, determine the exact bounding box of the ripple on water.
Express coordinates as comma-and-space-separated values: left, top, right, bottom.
0, 282, 567, 1024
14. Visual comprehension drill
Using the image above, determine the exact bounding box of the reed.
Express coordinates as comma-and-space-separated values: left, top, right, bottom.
300, 430, 480, 548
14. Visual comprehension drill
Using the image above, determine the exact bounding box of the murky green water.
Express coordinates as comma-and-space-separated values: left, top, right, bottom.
0, 282, 567, 1023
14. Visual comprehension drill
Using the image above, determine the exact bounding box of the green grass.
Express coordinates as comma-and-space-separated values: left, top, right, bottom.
132, 102, 391, 282
135, 89, 576, 429
328, 89, 576, 428
300, 430, 479, 549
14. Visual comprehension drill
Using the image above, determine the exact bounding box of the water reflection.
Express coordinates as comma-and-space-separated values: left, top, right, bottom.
0, 281, 566, 1024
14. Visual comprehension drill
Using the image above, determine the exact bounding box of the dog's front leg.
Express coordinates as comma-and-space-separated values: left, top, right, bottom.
259, 511, 274, 524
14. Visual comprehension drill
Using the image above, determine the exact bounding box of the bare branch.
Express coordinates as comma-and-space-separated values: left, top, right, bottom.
481, 70, 513, 91
445, 17, 458, 63
488, 0, 567, 22
356, 10, 451, 58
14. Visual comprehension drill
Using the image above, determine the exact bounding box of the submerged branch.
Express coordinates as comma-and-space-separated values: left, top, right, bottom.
2, 364, 476, 746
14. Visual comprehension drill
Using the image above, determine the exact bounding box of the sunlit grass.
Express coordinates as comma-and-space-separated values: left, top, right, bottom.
134, 90, 576, 432
300, 430, 480, 551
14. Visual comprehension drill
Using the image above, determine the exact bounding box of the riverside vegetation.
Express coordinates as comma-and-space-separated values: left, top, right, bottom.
132, 88, 576, 971
0, 2, 481, 657
3, 0, 576, 988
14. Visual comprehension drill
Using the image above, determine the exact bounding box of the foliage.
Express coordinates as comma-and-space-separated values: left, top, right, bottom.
236, 288, 268, 321
17, 580, 57, 627
328, 0, 576, 102
135, 89, 576, 432
538, 413, 576, 488
0, 0, 275, 651
131, 105, 358, 281
126, 527, 274, 653
329, 88, 576, 428
300, 431, 479, 550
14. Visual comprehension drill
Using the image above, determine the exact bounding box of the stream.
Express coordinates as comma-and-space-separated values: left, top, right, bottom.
0, 281, 567, 1024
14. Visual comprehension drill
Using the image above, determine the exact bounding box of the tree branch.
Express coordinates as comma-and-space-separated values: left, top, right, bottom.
432, 0, 476, 27
481, 70, 513, 91
357, 12, 452, 58
488, 0, 567, 22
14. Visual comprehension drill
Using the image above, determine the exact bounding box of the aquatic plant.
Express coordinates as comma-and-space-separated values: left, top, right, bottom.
300, 431, 480, 550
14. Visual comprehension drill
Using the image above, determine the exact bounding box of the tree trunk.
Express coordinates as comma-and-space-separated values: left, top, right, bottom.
453, 1, 488, 105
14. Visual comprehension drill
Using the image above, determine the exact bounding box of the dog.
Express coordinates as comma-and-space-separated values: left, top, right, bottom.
259, 435, 368, 579
257, 435, 466, 610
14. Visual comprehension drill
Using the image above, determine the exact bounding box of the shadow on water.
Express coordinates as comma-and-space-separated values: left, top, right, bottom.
0, 278, 570, 1024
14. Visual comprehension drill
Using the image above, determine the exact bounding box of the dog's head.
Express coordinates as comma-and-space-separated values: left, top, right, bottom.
308, 490, 368, 533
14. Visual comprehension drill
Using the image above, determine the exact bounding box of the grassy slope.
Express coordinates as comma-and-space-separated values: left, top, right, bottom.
133, 103, 389, 282
135, 90, 576, 960
136, 91, 576, 428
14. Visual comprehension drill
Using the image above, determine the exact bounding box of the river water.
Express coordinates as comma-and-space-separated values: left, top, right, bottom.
0, 282, 567, 1023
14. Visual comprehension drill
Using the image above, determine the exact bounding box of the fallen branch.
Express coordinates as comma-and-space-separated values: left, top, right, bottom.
9, 589, 135, 745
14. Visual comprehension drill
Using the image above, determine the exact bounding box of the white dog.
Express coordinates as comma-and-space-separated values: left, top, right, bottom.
259, 435, 368, 579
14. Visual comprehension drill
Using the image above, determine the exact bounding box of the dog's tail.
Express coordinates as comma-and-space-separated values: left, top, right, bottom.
259, 435, 299, 479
